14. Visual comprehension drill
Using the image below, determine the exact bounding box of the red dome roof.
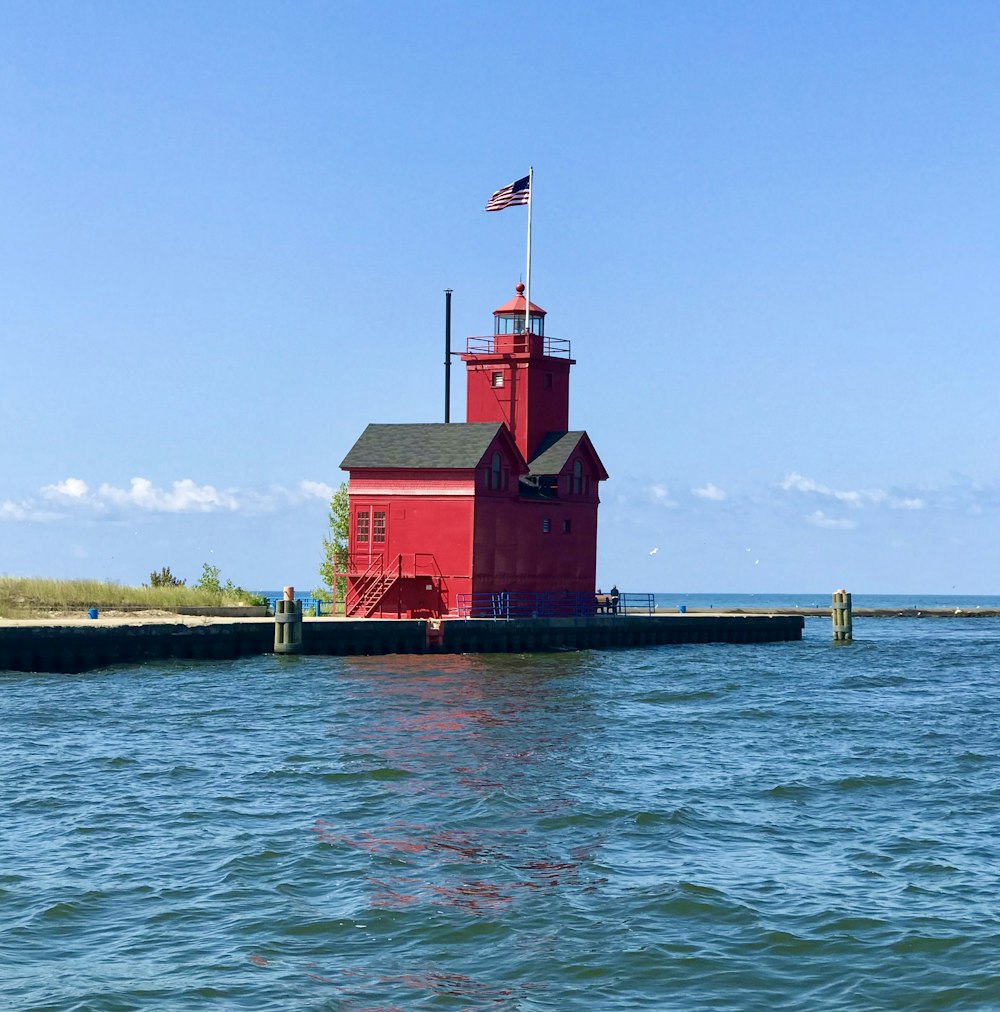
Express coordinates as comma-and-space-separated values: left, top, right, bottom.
493, 282, 546, 317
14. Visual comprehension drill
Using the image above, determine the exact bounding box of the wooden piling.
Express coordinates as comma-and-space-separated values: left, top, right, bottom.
832, 588, 853, 642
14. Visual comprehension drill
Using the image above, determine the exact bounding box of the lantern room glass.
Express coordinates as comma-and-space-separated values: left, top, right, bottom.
496, 314, 543, 337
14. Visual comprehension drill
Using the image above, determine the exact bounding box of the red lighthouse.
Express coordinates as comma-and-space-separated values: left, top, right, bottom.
339, 285, 608, 618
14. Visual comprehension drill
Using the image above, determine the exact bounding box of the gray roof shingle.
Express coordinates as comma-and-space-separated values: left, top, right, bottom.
340, 422, 507, 470
527, 431, 588, 476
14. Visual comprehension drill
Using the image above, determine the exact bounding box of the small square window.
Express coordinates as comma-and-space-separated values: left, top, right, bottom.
491, 371, 504, 388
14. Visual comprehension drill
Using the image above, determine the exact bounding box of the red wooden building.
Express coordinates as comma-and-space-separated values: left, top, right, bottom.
339, 285, 607, 618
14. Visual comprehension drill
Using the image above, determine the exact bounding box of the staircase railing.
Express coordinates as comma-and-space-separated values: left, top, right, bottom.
345, 554, 402, 618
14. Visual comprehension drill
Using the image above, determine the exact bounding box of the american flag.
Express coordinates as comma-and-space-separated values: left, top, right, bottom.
485, 174, 530, 212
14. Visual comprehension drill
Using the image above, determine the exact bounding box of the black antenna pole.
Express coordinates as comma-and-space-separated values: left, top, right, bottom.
444, 289, 453, 423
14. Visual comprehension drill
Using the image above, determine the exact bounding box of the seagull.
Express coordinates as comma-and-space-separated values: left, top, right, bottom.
650, 547, 659, 556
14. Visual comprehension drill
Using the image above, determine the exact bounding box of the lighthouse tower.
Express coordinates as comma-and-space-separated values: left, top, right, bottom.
461, 283, 574, 462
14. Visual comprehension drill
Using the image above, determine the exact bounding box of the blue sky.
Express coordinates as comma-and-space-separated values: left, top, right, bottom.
3, 0, 999, 594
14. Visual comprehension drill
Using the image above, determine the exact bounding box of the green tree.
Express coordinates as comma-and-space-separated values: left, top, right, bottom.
320, 482, 349, 603
194, 563, 223, 594
148, 566, 185, 588
193, 562, 268, 608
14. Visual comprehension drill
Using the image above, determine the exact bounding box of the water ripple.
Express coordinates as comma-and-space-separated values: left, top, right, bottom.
4, 623, 1000, 1008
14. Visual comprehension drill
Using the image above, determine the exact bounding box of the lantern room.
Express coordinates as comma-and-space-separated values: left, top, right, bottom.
462, 283, 575, 464
495, 282, 545, 335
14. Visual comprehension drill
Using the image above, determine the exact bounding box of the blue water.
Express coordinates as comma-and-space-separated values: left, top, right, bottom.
4, 616, 1000, 1009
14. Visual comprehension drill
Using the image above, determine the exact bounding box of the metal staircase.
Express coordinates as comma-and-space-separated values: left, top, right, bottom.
345, 554, 401, 618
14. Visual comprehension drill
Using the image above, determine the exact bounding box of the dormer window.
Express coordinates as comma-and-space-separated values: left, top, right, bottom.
572, 459, 583, 495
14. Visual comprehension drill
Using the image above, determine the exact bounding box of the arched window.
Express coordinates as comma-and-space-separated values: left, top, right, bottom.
572, 459, 583, 495
490, 452, 502, 491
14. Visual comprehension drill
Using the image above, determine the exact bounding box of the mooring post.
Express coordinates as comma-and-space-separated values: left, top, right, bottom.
274, 585, 304, 655
832, 588, 853, 642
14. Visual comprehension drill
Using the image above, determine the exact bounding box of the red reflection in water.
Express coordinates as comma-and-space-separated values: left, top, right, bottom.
312, 815, 597, 915
514, 858, 579, 888
427, 879, 514, 911
367, 877, 422, 907
312, 819, 521, 864
373, 708, 514, 742
248, 953, 268, 967
279, 958, 539, 1010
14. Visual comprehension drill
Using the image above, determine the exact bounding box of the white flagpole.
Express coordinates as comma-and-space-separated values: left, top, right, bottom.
524, 166, 533, 337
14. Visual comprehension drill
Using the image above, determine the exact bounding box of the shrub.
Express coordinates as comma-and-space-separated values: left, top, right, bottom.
149, 566, 185, 588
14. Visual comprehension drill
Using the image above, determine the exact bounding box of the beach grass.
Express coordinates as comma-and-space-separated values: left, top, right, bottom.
0, 577, 260, 618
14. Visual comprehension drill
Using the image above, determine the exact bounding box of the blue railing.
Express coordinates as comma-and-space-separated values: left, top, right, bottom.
264, 595, 328, 617
619, 593, 655, 616
455, 591, 596, 619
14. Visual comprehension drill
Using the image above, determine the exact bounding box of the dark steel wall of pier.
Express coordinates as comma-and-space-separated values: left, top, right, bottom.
0, 615, 804, 675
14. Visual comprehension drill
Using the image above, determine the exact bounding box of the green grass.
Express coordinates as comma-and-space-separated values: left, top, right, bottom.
0, 577, 263, 618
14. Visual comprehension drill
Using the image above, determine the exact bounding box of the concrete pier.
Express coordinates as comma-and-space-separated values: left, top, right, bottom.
0, 613, 804, 675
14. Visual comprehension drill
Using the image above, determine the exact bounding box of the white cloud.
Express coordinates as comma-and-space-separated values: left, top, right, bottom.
97, 478, 240, 513
0, 500, 28, 521
42, 477, 89, 499
1, 474, 341, 523
781, 471, 886, 508
806, 510, 858, 530
300, 480, 335, 500
647, 483, 678, 508
692, 482, 726, 501
890, 497, 925, 510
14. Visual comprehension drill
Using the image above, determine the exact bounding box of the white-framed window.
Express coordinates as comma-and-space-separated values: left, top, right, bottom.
491, 371, 504, 388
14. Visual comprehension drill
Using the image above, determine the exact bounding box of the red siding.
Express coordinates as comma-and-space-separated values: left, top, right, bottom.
472, 497, 598, 597
348, 477, 475, 617
465, 357, 572, 463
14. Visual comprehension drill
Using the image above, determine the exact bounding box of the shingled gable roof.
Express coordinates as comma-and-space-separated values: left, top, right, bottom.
340, 422, 524, 471
527, 431, 609, 480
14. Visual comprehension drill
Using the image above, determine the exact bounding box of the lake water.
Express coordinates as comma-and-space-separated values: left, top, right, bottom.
4, 613, 1000, 1009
